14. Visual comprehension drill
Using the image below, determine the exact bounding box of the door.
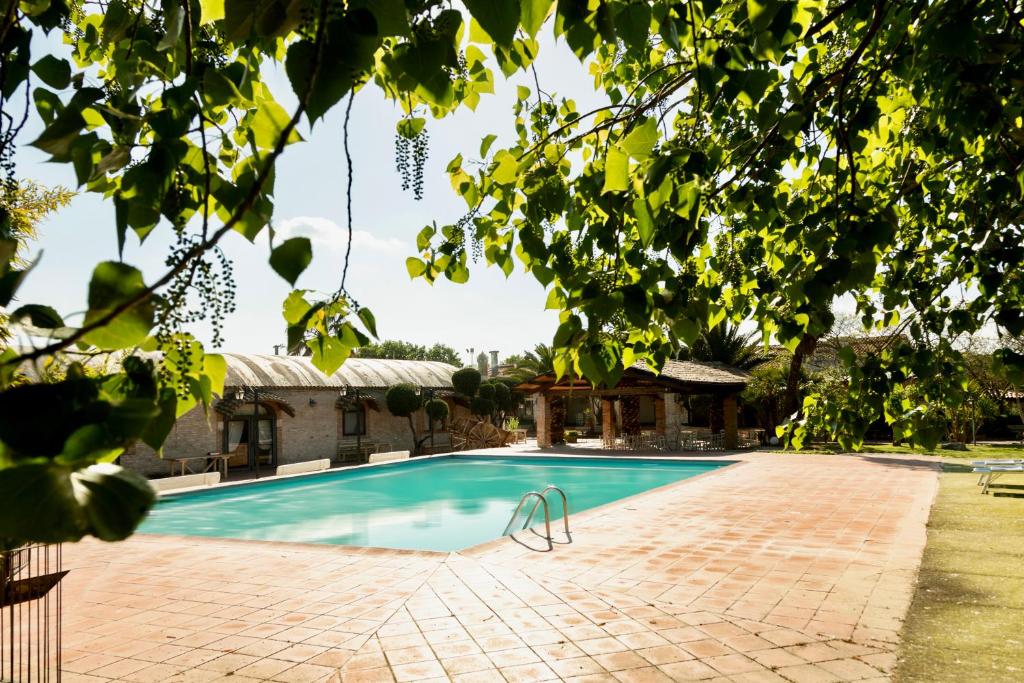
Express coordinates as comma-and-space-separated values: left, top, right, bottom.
223, 405, 276, 470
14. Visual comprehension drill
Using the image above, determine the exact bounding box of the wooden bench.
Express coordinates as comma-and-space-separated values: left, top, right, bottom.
166, 452, 231, 478
337, 440, 390, 464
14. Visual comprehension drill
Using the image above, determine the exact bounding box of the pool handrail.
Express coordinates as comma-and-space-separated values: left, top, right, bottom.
502, 491, 552, 550
539, 484, 570, 537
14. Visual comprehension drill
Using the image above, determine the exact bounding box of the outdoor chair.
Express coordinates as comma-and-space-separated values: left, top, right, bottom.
973, 463, 1024, 494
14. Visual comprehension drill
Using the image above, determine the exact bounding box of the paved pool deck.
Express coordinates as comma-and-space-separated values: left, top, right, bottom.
58, 451, 939, 682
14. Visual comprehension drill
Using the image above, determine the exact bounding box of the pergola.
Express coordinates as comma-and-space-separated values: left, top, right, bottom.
516, 360, 750, 449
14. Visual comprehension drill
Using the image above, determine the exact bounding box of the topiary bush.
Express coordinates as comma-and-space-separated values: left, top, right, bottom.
386, 383, 423, 453
424, 398, 450, 423
452, 367, 481, 397
470, 396, 495, 418
477, 382, 496, 400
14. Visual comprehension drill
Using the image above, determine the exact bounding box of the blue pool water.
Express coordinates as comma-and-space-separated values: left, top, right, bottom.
140, 455, 729, 551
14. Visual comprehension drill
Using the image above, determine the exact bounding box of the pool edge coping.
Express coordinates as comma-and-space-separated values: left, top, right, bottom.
139, 454, 746, 556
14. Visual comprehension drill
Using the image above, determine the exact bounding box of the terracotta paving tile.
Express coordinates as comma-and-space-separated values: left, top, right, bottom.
656, 659, 720, 680
611, 666, 675, 682
500, 661, 560, 681
440, 653, 494, 675
548, 656, 607, 678
703, 652, 763, 675
592, 651, 652, 672
450, 671, 503, 683
58, 453, 938, 683
390, 659, 446, 681
773, 663, 844, 683
487, 646, 541, 667
636, 644, 693, 666
272, 662, 339, 682
341, 667, 395, 683
383, 645, 435, 665
234, 657, 297, 679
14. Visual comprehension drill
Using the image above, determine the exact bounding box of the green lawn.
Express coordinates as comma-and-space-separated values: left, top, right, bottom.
785, 442, 1024, 460
894, 463, 1024, 682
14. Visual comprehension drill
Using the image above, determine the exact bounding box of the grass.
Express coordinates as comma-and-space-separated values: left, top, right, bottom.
787, 441, 1024, 460
894, 463, 1024, 682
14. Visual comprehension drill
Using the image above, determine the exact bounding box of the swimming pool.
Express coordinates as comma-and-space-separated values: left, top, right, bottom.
140, 455, 730, 551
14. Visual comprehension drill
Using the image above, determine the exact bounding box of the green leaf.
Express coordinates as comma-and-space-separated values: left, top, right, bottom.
307, 335, 351, 375
283, 289, 312, 324
633, 198, 654, 247
285, 9, 380, 123
10, 304, 63, 328
249, 99, 300, 149
70, 464, 156, 542
269, 237, 313, 285
351, 0, 410, 36
464, 0, 520, 46
602, 147, 629, 193
613, 3, 651, 50
0, 464, 82, 546
31, 55, 71, 89
480, 133, 498, 157
619, 118, 658, 160
406, 257, 427, 278
520, 0, 554, 38
200, 0, 225, 24
357, 307, 378, 338
157, 0, 183, 51
492, 150, 519, 184
140, 388, 177, 451
203, 353, 228, 398
82, 262, 154, 350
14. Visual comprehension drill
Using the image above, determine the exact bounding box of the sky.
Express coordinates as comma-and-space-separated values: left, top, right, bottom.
15, 29, 608, 366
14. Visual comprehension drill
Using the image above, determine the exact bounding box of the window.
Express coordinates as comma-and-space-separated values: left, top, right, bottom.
343, 406, 366, 435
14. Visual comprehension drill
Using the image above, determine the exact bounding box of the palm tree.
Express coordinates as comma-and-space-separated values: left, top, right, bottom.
677, 323, 770, 371
504, 343, 557, 381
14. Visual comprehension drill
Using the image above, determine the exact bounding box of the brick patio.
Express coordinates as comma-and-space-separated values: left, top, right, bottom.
58, 452, 939, 682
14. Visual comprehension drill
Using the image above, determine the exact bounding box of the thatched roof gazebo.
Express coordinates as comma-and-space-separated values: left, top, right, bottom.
515, 360, 751, 449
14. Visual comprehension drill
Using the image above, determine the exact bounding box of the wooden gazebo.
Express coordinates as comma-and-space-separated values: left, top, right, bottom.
515, 360, 750, 449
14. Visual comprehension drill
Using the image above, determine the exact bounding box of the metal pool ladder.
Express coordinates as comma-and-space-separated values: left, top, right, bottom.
502, 485, 571, 550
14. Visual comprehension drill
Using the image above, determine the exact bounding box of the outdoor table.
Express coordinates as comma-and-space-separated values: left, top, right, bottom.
166, 452, 231, 479
511, 428, 528, 444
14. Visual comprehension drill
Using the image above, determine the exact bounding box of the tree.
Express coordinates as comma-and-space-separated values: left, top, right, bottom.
677, 324, 770, 371
0, 0, 517, 546
423, 397, 450, 451
0, 180, 73, 341
411, 0, 1024, 452
504, 343, 559, 382
356, 340, 460, 366
452, 367, 482, 398
385, 383, 423, 455
1, 0, 1021, 546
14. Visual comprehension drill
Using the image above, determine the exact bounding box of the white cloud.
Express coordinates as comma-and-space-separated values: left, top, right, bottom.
274, 216, 406, 252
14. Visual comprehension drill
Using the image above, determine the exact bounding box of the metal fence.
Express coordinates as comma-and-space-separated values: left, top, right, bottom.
1, 544, 65, 682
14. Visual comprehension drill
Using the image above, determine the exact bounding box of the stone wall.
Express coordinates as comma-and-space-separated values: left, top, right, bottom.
120, 388, 471, 478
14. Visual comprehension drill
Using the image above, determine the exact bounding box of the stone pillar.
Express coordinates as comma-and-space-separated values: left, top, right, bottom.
654, 395, 666, 435
664, 393, 682, 445
723, 394, 738, 449
601, 398, 615, 444
535, 394, 551, 448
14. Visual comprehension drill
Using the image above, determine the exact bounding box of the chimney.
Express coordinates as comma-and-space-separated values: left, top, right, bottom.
489, 351, 499, 377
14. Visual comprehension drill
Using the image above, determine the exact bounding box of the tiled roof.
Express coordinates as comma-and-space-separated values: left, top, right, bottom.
631, 359, 751, 386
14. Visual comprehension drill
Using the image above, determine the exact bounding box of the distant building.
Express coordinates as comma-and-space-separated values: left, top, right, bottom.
120, 355, 467, 477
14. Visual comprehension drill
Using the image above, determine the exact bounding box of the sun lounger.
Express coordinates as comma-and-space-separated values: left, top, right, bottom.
972, 460, 1024, 485
973, 464, 1024, 494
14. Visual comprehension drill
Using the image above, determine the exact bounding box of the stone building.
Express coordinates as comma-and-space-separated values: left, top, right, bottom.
515, 360, 751, 448
120, 354, 465, 477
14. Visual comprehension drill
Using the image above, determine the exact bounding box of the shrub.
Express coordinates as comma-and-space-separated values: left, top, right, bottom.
452, 367, 482, 397
477, 382, 496, 400
424, 398, 450, 423
385, 383, 421, 416
471, 396, 495, 417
